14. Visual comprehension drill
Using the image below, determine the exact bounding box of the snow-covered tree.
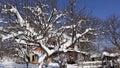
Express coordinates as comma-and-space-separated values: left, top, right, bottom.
0, 1, 95, 68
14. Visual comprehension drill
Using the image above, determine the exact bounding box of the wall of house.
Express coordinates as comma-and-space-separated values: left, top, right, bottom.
66, 51, 77, 64
29, 53, 39, 64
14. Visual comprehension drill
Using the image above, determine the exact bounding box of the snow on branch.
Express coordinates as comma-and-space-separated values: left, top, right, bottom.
59, 19, 86, 30
48, 8, 57, 22
2, 6, 25, 27
1, 31, 23, 41
76, 28, 92, 38
0, 19, 4, 23
57, 28, 91, 52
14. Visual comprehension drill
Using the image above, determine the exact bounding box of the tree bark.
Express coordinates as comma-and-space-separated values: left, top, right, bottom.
26, 62, 29, 68
39, 61, 44, 68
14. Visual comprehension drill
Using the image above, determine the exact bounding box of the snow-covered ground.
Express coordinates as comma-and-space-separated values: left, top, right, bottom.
0, 62, 59, 68
0, 57, 102, 68
0, 58, 117, 68
0, 60, 59, 68
0, 62, 38, 68
0, 60, 78, 68
0, 57, 38, 68
0, 62, 101, 68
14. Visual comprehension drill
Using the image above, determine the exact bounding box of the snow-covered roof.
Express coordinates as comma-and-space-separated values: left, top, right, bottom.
67, 48, 89, 55
90, 53, 101, 58
102, 51, 119, 57
102, 52, 109, 56
47, 45, 55, 48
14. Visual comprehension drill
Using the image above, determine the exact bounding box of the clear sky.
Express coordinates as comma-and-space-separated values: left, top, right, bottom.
80, 0, 120, 19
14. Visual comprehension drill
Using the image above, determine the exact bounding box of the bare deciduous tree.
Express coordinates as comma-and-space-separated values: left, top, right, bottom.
0, 1, 95, 68
103, 15, 120, 51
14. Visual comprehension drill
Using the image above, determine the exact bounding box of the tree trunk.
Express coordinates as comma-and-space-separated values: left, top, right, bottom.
26, 62, 29, 68
58, 63, 66, 68
59, 63, 63, 68
39, 61, 44, 68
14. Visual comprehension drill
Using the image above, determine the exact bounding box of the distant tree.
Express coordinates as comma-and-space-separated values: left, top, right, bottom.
103, 15, 120, 51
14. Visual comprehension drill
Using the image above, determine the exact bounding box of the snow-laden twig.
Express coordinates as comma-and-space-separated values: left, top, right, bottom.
5, 6, 25, 27
1, 31, 23, 41
76, 28, 92, 38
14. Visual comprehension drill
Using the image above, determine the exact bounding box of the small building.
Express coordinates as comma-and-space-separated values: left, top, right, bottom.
90, 53, 101, 61
29, 52, 39, 64
29, 47, 41, 64
102, 51, 119, 61
66, 45, 90, 64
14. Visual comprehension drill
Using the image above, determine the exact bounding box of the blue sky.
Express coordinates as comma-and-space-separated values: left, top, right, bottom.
80, 0, 120, 19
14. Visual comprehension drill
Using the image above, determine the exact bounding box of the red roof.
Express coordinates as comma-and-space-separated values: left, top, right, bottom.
34, 47, 41, 51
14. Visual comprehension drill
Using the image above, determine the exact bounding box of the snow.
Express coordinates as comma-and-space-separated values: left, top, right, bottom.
0, 58, 104, 68
38, 54, 47, 63
76, 28, 92, 38
9, 6, 25, 27
102, 52, 118, 57
47, 63, 59, 68
36, 6, 42, 14
67, 64, 78, 68
39, 40, 55, 56
16, 39, 26, 44
1, 31, 23, 41
77, 20, 85, 26
0, 61, 79, 68
110, 53, 116, 57
90, 53, 101, 58
0, 61, 57, 68
59, 20, 85, 30
102, 51, 109, 56
67, 62, 102, 68
0, 61, 38, 68
60, 25, 74, 29
0, 19, 3, 22
0, 57, 102, 68
0, 57, 38, 68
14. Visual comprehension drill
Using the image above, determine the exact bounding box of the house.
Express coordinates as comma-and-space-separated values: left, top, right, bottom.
101, 52, 120, 67
90, 53, 101, 61
0, 51, 4, 60
102, 51, 119, 61
66, 45, 90, 64
15, 44, 90, 64
66, 49, 78, 64
29, 47, 41, 64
